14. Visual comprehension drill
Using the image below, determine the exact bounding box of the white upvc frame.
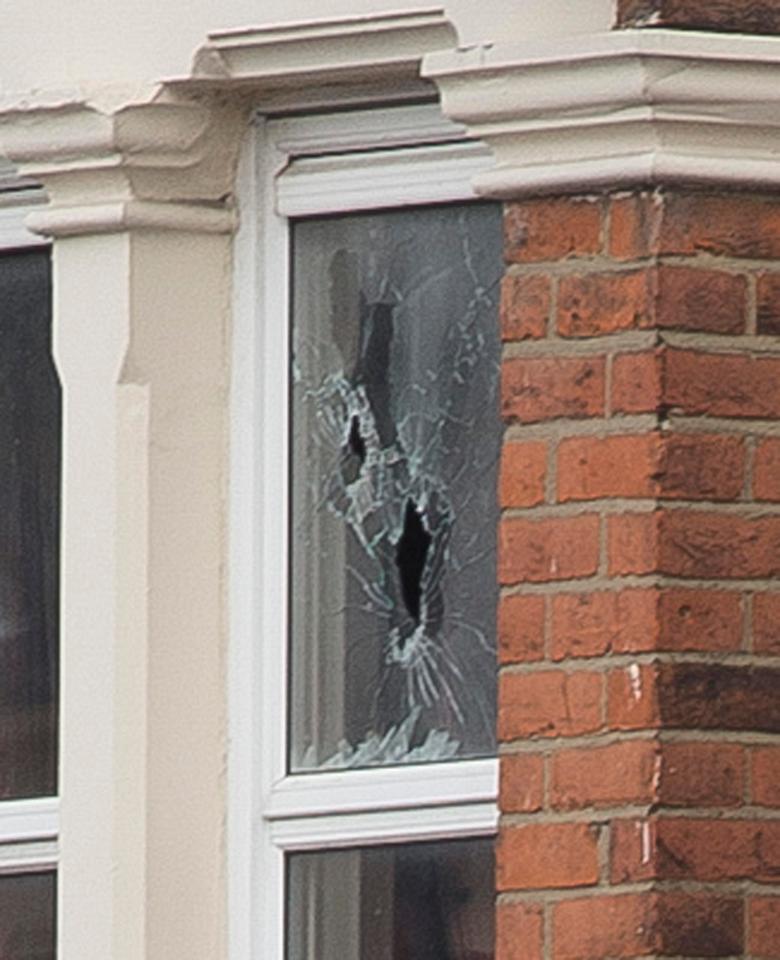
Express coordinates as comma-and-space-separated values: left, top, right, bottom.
0, 186, 59, 881
230, 103, 499, 960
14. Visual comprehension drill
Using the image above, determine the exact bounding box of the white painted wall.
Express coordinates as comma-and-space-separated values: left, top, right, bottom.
0, 0, 614, 93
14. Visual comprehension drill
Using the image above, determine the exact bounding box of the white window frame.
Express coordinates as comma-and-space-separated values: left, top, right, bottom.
229, 104, 500, 960
0, 185, 59, 880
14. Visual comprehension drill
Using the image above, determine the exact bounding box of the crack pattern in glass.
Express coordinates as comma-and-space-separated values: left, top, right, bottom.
289, 203, 502, 772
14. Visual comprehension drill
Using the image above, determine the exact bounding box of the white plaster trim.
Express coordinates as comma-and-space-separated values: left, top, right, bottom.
26, 199, 235, 237
269, 801, 498, 852
276, 141, 493, 216
424, 29, 780, 197
0, 189, 48, 249
268, 103, 466, 157
264, 758, 498, 821
174, 8, 457, 112
0, 798, 58, 846
0, 842, 58, 875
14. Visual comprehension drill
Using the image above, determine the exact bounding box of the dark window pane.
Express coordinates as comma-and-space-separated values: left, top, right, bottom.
0, 251, 59, 799
290, 204, 502, 771
0, 872, 55, 959
287, 839, 493, 960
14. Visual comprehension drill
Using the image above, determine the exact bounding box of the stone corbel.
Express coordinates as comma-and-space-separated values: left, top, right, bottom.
423, 29, 780, 197
0, 87, 246, 237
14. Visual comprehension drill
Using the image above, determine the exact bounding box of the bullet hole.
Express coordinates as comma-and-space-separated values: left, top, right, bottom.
396, 500, 431, 628
348, 416, 366, 464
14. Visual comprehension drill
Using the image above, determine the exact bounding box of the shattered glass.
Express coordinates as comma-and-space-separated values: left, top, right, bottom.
289, 203, 502, 772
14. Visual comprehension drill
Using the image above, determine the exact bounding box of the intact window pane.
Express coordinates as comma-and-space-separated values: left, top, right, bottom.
0, 251, 59, 799
287, 838, 493, 960
289, 203, 502, 772
0, 871, 56, 959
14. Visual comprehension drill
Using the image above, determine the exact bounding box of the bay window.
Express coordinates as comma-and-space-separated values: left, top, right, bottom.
230, 104, 502, 959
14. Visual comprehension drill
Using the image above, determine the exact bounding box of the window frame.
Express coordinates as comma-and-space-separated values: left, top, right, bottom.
0, 185, 59, 880
229, 104, 500, 960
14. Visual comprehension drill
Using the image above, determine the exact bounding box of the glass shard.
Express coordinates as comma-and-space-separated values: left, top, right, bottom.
289, 203, 502, 771
287, 838, 494, 960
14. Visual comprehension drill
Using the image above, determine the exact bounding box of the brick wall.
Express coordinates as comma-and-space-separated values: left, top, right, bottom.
497, 190, 780, 959
616, 0, 780, 33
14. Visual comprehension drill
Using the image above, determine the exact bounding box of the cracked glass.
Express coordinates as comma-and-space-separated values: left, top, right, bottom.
289, 202, 502, 772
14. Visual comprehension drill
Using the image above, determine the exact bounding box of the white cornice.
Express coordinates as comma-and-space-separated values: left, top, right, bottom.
0, 91, 245, 237
423, 29, 780, 197
172, 7, 456, 112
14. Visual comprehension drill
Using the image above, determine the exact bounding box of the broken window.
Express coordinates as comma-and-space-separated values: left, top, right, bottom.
289, 202, 502, 772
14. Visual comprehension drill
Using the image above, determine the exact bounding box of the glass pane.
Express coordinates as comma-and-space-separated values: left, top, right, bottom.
0, 872, 56, 959
287, 838, 493, 960
0, 251, 59, 799
290, 203, 502, 771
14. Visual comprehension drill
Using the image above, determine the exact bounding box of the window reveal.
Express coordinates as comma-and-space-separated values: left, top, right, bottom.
289, 203, 503, 772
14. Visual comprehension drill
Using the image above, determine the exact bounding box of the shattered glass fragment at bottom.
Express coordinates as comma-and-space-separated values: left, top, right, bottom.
289, 203, 503, 772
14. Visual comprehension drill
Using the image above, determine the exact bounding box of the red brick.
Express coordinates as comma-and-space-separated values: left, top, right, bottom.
752, 746, 780, 807
553, 892, 743, 960
656, 893, 744, 958
754, 593, 780, 655
612, 817, 780, 883
500, 441, 547, 508
665, 350, 780, 419
552, 590, 658, 660
557, 433, 744, 503
609, 192, 663, 261
611, 350, 664, 415
558, 266, 746, 337
661, 191, 780, 259
659, 741, 744, 807
505, 199, 603, 264
657, 510, 780, 580
553, 893, 655, 960
552, 588, 739, 659
618, 0, 780, 34
610, 818, 658, 883
655, 662, 780, 734
550, 740, 658, 810
656, 589, 742, 653
612, 348, 780, 420
499, 594, 546, 664
498, 821, 600, 890
499, 670, 603, 740
607, 664, 661, 731
655, 264, 747, 335
755, 438, 780, 502
557, 434, 660, 501
500, 273, 551, 340
750, 897, 780, 959
658, 432, 745, 501
557, 270, 652, 337
607, 512, 660, 576
502, 356, 605, 424
500, 753, 544, 813
499, 514, 600, 585
757, 273, 780, 336
497, 902, 543, 960
610, 509, 780, 580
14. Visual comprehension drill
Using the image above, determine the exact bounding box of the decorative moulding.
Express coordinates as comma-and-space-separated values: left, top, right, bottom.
0, 89, 244, 237
423, 29, 780, 197
177, 7, 457, 112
